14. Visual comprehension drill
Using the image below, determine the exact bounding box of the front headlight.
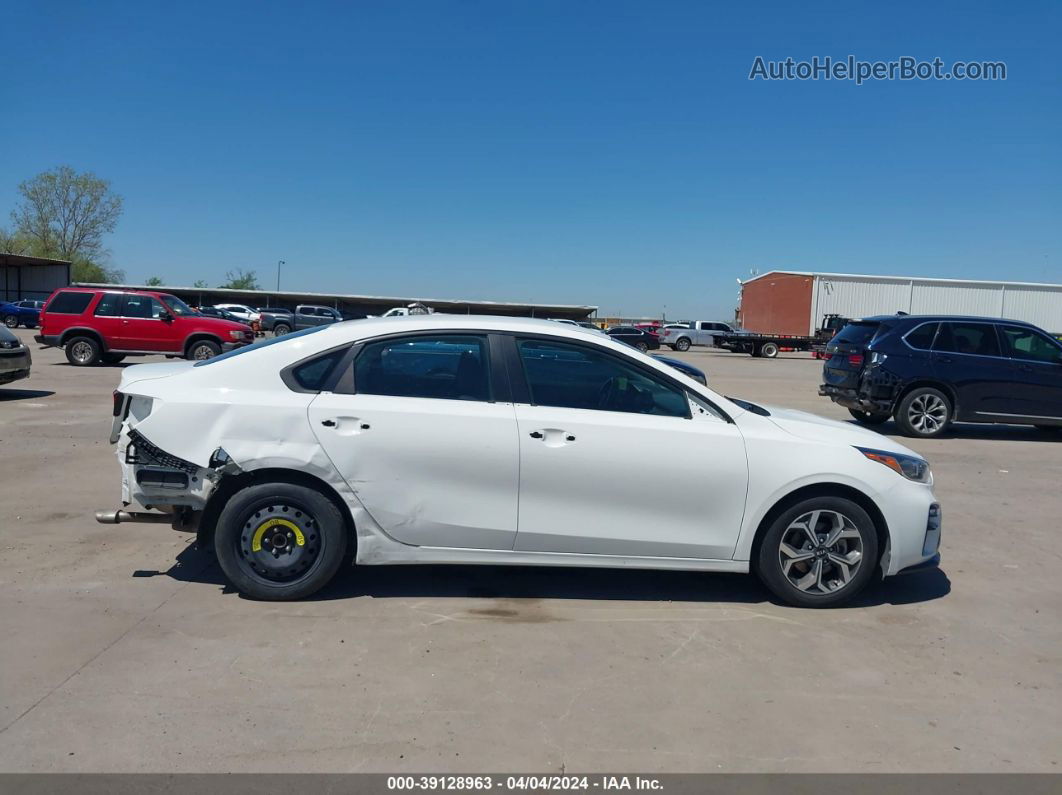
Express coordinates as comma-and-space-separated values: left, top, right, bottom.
856, 446, 931, 483
229, 330, 245, 340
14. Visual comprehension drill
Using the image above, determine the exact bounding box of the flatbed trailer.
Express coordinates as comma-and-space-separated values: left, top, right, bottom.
715, 314, 851, 359
713, 332, 820, 358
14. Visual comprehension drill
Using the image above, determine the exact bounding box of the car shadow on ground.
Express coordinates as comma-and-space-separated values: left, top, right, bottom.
847, 420, 1061, 443
145, 543, 951, 608
0, 388, 56, 400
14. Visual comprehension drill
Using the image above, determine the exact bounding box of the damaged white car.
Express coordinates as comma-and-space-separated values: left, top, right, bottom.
101, 316, 941, 607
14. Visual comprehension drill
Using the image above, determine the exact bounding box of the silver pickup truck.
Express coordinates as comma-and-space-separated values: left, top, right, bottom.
658, 321, 738, 351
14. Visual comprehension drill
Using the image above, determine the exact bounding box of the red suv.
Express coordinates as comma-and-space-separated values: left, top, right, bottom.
36, 288, 254, 366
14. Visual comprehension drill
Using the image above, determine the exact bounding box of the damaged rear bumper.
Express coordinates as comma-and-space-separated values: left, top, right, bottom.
100, 428, 234, 526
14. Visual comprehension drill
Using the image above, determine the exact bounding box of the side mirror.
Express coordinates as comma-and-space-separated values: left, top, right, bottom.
158, 311, 173, 322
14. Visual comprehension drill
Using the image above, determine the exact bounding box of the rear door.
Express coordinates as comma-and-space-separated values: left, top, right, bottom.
90, 292, 125, 346
296, 307, 321, 328
997, 325, 1062, 421
308, 333, 520, 550
822, 321, 881, 390
931, 322, 1013, 419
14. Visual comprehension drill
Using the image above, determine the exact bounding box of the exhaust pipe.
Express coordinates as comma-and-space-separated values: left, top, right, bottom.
95, 510, 173, 525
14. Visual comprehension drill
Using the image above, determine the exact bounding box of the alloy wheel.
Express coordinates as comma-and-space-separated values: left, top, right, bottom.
192, 344, 215, 360
908, 393, 948, 435
778, 509, 863, 594
71, 341, 95, 364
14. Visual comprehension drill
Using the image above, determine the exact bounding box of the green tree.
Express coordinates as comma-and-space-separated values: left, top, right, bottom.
193, 279, 209, 288
71, 257, 125, 284
219, 268, 259, 290
12, 166, 123, 262
145, 276, 164, 286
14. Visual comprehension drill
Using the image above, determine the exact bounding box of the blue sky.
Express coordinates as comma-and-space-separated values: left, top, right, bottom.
3, 1, 1059, 318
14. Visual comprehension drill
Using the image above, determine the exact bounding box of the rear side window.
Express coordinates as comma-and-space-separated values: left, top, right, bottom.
289, 347, 348, 391
832, 323, 879, 346
935, 322, 1000, 357
998, 325, 1062, 364
904, 322, 938, 350
46, 291, 93, 314
354, 335, 490, 402
94, 293, 123, 316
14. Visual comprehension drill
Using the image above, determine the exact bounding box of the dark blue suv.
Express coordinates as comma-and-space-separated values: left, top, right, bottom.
819, 315, 1062, 438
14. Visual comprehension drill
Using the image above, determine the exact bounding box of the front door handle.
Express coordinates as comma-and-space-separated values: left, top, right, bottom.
529, 430, 576, 442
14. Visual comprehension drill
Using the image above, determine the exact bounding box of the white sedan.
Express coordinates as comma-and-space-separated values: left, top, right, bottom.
212, 303, 261, 324
102, 316, 941, 607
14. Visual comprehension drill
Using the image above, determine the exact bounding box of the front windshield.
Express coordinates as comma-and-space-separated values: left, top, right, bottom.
160, 294, 199, 317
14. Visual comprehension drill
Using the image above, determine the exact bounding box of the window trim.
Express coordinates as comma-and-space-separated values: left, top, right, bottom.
504, 333, 699, 421
330, 330, 501, 404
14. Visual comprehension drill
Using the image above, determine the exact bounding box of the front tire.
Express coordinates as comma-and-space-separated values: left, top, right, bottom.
214, 481, 350, 600
65, 336, 102, 366
756, 497, 879, 608
187, 339, 222, 361
848, 408, 889, 426
895, 387, 951, 438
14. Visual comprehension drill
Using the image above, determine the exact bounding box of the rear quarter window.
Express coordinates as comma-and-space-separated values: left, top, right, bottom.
832, 322, 880, 346
45, 291, 94, 314
903, 322, 938, 350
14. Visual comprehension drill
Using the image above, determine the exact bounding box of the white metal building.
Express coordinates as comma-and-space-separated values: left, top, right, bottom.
738, 271, 1062, 335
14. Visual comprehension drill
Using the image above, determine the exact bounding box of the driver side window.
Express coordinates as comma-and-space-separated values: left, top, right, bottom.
516, 338, 688, 418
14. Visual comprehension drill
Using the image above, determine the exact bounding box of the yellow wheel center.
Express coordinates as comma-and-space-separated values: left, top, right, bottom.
251, 517, 306, 552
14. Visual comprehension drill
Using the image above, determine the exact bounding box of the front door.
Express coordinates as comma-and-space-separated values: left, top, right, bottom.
308, 333, 520, 549
116, 294, 179, 352
510, 337, 749, 560
997, 324, 1062, 421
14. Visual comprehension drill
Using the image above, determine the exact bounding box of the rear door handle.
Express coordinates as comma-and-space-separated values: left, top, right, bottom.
529, 431, 543, 438
321, 419, 337, 427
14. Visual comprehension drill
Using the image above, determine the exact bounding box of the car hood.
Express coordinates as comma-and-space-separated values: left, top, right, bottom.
119, 360, 197, 388
761, 404, 920, 457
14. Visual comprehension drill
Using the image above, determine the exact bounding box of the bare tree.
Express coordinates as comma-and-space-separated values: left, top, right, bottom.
11, 166, 123, 262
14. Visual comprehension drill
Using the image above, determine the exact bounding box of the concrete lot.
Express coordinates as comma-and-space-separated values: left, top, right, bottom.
0, 328, 1059, 773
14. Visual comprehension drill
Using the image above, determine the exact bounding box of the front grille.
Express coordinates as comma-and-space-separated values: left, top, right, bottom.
126, 429, 200, 474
